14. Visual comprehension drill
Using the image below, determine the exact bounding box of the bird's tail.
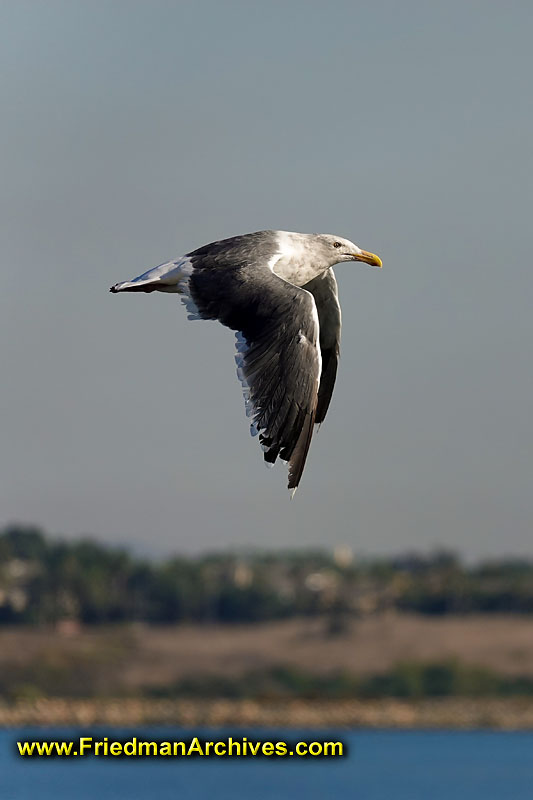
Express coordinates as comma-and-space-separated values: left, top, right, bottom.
109, 257, 192, 294
110, 280, 157, 293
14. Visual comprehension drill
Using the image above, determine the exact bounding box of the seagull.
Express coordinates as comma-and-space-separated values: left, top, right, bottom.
110, 230, 382, 495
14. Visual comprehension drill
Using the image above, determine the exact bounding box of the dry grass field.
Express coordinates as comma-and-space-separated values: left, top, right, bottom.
1, 612, 533, 694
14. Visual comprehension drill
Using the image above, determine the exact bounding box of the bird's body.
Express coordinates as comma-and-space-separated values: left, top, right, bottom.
110, 230, 381, 494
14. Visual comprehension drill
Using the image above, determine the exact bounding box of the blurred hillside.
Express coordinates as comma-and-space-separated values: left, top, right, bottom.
1, 525, 533, 625
1, 526, 533, 708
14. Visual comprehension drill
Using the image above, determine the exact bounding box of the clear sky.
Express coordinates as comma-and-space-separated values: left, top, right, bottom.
2, 1, 532, 559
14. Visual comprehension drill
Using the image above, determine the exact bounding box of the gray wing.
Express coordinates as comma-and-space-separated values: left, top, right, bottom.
110, 231, 322, 492
303, 268, 341, 425
188, 254, 321, 493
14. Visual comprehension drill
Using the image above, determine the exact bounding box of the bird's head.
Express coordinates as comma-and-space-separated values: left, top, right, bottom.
319, 234, 382, 269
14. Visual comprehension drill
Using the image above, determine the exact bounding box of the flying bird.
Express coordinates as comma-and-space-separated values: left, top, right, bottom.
110, 230, 382, 495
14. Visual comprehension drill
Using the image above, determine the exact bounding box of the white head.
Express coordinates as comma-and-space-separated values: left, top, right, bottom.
316, 233, 383, 269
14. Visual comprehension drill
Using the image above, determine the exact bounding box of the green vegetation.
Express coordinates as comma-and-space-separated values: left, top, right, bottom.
4, 651, 533, 702
1, 524, 533, 625
154, 662, 533, 701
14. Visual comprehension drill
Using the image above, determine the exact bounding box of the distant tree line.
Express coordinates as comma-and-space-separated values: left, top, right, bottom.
1, 525, 533, 625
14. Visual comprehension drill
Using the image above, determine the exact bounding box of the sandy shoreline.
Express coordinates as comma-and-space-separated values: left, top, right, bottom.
2, 697, 533, 730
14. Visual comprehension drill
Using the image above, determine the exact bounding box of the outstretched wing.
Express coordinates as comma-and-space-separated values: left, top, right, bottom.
303, 268, 341, 425
110, 231, 323, 492
189, 258, 321, 493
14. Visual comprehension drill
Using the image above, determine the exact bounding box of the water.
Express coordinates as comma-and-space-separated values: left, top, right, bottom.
2, 728, 533, 799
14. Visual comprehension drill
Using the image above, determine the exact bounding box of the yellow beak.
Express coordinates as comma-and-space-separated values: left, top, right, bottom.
355, 249, 382, 268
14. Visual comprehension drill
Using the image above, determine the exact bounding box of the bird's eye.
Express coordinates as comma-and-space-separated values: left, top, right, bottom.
333, 241, 341, 248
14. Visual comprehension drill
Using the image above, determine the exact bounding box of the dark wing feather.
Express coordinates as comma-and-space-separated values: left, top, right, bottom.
303, 268, 341, 425
188, 257, 321, 492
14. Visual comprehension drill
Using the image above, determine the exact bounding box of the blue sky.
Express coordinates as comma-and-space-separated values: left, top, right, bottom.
1, 1, 532, 558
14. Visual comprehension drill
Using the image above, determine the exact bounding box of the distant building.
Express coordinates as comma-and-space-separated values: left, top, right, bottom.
333, 546, 354, 569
